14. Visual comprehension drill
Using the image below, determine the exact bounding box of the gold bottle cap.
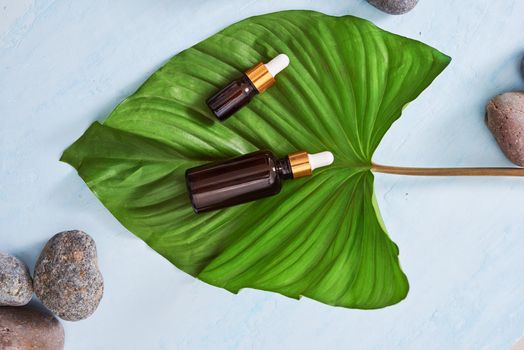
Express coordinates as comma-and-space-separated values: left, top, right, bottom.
288, 151, 335, 179
245, 62, 275, 93
245, 54, 290, 94
288, 151, 312, 178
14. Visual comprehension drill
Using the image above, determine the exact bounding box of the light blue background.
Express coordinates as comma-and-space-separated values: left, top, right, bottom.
1, 1, 524, 349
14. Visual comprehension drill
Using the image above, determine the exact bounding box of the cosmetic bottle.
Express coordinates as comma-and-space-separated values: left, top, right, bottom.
206, 54, 290, 121
186, 150, 334, 213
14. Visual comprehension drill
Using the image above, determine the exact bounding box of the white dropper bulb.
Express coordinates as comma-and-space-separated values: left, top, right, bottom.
308, 151, 334, 172
264, 54, 290, 77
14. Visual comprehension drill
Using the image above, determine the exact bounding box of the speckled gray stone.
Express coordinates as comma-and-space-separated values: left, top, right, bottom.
368, 0, 419, 14
34, 230, 103, 321
486, 92, 524, 166
0, 305, 64, 350
0, 252, 33, 306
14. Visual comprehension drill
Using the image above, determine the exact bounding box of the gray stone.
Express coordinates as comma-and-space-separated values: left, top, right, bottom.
0, 252, 33, 306
368, 0, 419, 14
0, 305, 64, 350
34, 230, 103, 321
486, 92, 524, 166
521, 56, 524, 79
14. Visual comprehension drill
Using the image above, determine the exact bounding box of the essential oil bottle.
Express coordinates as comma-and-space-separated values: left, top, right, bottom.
185, 150, 334, 213
206, 54, 290, 121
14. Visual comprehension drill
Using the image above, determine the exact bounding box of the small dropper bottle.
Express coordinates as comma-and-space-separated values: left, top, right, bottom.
206, 54, 290, 121
186, 150, 334, 213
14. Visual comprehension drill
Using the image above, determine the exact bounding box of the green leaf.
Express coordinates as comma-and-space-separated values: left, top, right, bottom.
61, 10, 450, 309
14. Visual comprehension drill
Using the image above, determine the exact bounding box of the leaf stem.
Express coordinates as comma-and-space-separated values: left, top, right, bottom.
371, 163, 524, 177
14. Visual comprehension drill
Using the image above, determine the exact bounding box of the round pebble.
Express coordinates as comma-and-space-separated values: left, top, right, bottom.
486, 92, 524, 166
0, 305, 64, 350
367, 0, 419, 14
34, 230, 104, 321
0, 252, 33, 306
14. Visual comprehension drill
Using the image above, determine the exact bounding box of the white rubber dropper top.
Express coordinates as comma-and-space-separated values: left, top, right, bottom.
264, 54, 290, 77
308, 151, 335, 172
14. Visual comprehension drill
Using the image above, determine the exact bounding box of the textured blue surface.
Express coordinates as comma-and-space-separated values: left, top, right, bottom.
1, 1, 524, 349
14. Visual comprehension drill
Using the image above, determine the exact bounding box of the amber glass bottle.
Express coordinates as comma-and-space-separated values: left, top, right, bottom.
206, 75, 258, 121
186, 150, 334, 213
206, 54, 289, 121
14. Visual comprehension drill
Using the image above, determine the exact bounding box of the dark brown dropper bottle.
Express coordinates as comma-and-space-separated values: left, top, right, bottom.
185, 150, 334, 213
206, 54, 290, 121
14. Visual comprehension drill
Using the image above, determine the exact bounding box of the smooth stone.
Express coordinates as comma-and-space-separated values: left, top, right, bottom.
0, 252, 33, 306
0, 305, 64, 350
486, 92, 524, 166
367, 0, 419, 14
34, 230, 103, 321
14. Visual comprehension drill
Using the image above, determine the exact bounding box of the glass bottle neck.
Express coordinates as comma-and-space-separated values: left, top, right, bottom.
276, 157, 293, 180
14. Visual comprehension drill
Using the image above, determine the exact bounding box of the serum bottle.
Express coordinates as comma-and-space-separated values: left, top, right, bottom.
206, 54, 290, 121
186, 150, 334, 213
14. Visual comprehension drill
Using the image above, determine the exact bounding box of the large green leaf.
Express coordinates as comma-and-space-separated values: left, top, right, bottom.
61, 10, 450, 309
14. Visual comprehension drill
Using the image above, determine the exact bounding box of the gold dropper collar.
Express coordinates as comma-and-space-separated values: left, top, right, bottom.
288, 151, 312, 178
245, 62, 275, 93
